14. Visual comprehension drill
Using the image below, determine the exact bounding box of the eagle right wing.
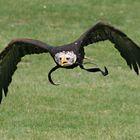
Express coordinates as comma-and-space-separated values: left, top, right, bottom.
0, 38, 52, 103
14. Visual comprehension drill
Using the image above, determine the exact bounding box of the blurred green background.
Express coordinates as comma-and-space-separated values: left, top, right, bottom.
0, 0, 140, 140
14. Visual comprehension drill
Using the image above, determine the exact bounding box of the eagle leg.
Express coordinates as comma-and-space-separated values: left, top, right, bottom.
48, 65, 60, 85
80, 65, 108, 76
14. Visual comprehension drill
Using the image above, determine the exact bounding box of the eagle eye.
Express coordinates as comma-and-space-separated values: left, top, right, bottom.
66, 57, 70, 60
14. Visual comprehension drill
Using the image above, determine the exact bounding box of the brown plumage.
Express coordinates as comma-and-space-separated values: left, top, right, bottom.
1, 21, 140, 103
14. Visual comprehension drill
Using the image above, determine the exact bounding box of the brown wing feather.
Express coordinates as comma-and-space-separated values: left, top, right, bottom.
77, 21, 140, 74
0, 38, 52, 103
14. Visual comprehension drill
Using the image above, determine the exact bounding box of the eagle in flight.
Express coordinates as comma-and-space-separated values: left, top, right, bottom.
0, 21, 140, 103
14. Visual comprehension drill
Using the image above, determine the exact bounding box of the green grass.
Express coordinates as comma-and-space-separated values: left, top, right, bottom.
0, 0, 140, 139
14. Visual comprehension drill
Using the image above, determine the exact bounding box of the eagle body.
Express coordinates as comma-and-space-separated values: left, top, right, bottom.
49, 42, 85, 68
1, 21, 140, 103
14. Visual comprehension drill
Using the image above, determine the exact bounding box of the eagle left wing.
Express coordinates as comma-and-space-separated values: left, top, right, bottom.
76, 21, 140, 74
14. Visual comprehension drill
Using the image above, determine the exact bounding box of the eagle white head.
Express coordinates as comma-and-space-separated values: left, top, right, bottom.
54, 51, 77, 66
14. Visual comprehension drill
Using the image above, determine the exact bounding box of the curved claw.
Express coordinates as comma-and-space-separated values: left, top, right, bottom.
48, 66, 60, 85
80, 65, 109, 76
101, 66, 108, 76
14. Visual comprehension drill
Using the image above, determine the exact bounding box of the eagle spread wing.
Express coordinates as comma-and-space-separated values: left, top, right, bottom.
0, 38, 52, 103
77, 21, 140, 74
1, 21, 140, 104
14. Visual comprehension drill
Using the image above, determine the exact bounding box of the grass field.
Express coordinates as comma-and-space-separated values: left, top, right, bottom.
0, 0, 140, 140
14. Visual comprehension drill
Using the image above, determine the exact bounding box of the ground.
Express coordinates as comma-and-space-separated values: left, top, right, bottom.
0, 0, 140, 140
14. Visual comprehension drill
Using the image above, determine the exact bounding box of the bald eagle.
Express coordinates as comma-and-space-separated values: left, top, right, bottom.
1, 21, 140, 103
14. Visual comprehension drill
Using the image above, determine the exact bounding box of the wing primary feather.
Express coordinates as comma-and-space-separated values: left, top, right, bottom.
0, 90, 2, 103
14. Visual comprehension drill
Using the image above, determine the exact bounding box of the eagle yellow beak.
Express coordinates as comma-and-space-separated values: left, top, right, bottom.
60, 56, 68, 66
